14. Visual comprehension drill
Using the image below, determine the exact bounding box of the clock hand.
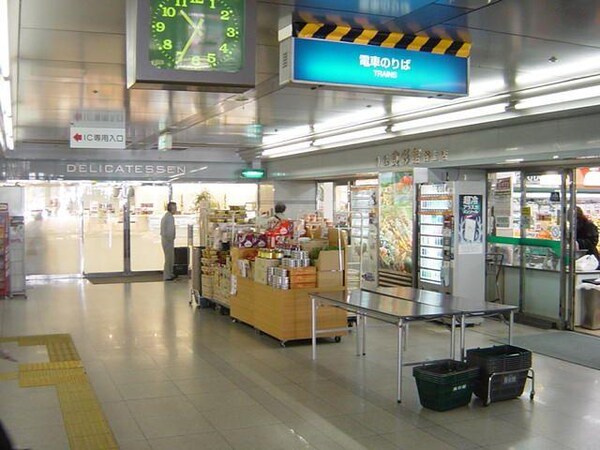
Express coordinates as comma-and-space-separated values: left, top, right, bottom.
179, 9, 196, 28
176, 10, 204, 64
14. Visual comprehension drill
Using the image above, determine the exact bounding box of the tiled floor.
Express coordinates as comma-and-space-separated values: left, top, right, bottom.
1, 279, 600, 450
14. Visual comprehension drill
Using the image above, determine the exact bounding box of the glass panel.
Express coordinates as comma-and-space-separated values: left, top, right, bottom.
347, 185, 378, 289
82, 183, 124, 274
334, 184, 350, 226
171, 183, 258, 247
379, 172, 414, 280
522, 172, 563, 320
130, 184, 170, 272
24, 183, 82, 275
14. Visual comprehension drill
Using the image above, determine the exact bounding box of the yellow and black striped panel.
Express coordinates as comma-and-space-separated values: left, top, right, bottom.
293, 22, 471, 58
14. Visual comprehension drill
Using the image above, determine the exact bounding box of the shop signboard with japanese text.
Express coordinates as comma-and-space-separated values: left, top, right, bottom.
458, 194, 483, 254
284, 38, 468, 98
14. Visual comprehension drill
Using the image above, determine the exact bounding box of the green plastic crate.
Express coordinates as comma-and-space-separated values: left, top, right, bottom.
413, 360, 479, 412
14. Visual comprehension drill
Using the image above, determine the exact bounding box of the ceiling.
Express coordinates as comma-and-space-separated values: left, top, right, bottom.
6, 0, 600, 162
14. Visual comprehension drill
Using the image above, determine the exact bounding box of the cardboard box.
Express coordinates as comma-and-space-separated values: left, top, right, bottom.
317, 270, 344, 288
328, 228, 348, 247
317, 250, 344, 271
253, 257, 280, 285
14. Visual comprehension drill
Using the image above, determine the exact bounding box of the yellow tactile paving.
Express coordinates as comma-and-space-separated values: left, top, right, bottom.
2, 333, 118, 449
64, 417, 113, 438
0, 371, 18, 380
20, 360, 83, 371
47, 342, 80, 362
19, 367, 87, 387
17, 333, 72, 346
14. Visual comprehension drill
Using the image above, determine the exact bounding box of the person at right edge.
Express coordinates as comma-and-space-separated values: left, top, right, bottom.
576, 206, 600, 268
161, 201, 177, 281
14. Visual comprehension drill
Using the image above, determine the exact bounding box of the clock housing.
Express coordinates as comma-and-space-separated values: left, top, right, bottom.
127, 0, 256, 92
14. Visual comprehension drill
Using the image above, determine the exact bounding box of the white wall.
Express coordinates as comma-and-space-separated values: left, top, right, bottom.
265, 110, 600, 180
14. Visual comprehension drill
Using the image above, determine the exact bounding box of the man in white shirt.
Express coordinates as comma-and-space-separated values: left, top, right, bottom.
161, 202, 177, 281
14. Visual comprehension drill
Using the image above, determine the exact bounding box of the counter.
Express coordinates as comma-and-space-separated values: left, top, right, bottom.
231, 277, 348, 346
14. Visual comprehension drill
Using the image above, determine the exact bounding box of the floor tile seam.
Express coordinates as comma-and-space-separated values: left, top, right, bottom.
415, 420, 486, 449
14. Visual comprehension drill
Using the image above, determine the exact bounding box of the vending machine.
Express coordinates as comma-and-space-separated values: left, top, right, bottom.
416, 170, 486, 310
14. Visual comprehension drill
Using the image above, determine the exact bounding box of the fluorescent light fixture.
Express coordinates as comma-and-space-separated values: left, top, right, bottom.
469, 78, 506, 96
313, 127, 387, 147
392, 97, 448, 115
505, 158, 524, 163
0, 77, 10, 117
515, 85, 600, 110
392, 104, 507, 132
262, 142, 313, 157
262, 125, 311, 145
0, 0, 9, 77
314, 108, 385, 132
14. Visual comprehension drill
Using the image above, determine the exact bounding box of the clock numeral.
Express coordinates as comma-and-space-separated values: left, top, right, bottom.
226, 27, 237, 38
220, 10, 230, 20
175, 0, 187, 6
154, 21, 165, 32
219, 43, 229, 53
207, 52, 217, 67
192, 56, 202, 66
162, 39, 173, 50
175, 51, 184, 62
190, 0, 216, 6
161, 6, 176, 17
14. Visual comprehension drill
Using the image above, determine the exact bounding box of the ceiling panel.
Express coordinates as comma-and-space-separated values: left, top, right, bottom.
21, 0, 125, 34
9, 0, 600, 158
20, 29, 125, 64
446, 0, 600, 48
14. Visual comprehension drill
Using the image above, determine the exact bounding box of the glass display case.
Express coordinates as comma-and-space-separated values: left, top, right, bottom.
378, 172, 414, 286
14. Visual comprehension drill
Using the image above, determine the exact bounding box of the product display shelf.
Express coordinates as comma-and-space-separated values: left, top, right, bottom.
0, 210, 9, 298
418, 184, 452, 287
231, 277, 347, 347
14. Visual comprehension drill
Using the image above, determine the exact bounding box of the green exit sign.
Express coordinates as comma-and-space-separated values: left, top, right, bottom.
241, 168, 266, 179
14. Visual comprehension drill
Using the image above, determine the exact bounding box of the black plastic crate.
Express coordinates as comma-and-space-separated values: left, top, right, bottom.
413, 360, 479, 412
472, 369, 529, 403
467, 345, 532, 403
467, 345, 531, 374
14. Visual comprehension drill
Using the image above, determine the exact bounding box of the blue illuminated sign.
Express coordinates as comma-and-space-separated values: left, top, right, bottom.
292, 38, 468, 97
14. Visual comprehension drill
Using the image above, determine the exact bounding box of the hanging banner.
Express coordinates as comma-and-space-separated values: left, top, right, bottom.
458, 194, 483, 254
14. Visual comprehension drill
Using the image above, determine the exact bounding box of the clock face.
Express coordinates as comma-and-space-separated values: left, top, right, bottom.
149, 0, 244, 73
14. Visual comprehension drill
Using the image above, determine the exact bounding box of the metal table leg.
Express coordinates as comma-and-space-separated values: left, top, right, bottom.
397, 319, 404, 403
311, 297, 317, 361
460, 314, 467, 361
361, 313, 366, 356
355, 313, 362, 356
509, 310, 514, 345
450, 315, 456, 360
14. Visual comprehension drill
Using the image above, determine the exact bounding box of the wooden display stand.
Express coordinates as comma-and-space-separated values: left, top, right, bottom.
231, 277, 347, 346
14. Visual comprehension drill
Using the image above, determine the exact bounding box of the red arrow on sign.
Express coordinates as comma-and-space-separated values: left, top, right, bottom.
73, 133, 83, 142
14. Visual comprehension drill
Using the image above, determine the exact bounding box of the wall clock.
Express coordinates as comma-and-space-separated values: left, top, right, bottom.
127, 0, 256, 92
